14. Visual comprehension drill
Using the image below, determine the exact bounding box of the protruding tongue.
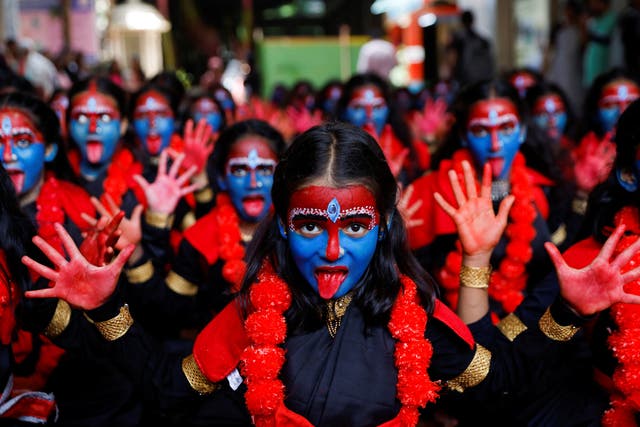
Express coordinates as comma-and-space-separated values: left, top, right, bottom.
316, 270, 347, 299
488, 158, 504, 178
87, 141, 103, 163
7, 170, 24, 194
242, 197, 265, 217
146, 134, 162, 155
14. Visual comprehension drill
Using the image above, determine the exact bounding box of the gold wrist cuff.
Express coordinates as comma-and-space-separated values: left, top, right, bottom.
447, 344, 491, 392
497, 313, 528, 342
145, 210, 175, 229
125, 260, 153, 284
182, 354, 219, 395
538, 306, 579, 341
166, 271, 198, 296
459, 265, 492, 289
194, 187, 214, 203
572, 197, 588, 215
181, 211, 196, 231
43, 300, 72, 339
85, 304, 134, 341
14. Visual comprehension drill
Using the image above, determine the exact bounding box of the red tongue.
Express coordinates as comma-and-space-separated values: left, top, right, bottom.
488, 158, 504, 178
87, 141, 103, 163
8, 171, 24, 194
242, 198, 265, 217
146, 135, 162, 154
316, 271, 347, 299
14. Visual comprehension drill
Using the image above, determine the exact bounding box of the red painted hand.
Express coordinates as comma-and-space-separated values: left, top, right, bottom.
84, 194, 143, 250
173, 118, 214, 174
22, 223, 135, 310
435, 161, 515, 260
134, 150, 202, 215
377, 124, 409, 178
412, 97, 453, 142
573, 132, 616, 193
286, 106, 323, 134
79, 211, 124, 266
398, 184, 425, 231
545, 225, 640, 316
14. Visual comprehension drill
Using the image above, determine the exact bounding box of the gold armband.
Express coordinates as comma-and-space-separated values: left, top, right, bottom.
182, 354, 219, 395
181, 211, 196, 231
447, 344, 491, 392
125, 260, 154, 284
194, 187, 214, 204
85, 304, 134, 342
145, 210, 174, 229
166, 271, 198, 296
459, 265, 492, 289
572, 196, 588, 216
43, 300, 72, 339
538, 306, 579, 341
497, 313, 528, 342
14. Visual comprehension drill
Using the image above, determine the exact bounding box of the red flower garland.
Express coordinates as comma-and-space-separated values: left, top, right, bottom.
603, 206, 640, 427
214, 194, 247, 292
437, 153, 537, 313
240, 264, 439, 427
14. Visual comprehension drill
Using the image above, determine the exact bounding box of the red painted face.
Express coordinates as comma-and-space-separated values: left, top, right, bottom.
133, 90, 173, 121
598, 80, 640, 112
287, 185, 381, 299
509, 72, 537, 97
466, 98, 522, 179
70, 89, 121, 134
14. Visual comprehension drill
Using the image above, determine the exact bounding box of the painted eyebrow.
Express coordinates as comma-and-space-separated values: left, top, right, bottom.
291, 214, 326, 221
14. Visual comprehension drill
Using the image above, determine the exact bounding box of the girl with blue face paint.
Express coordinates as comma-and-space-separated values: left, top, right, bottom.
24, 121, 639, 427
337, 73, 425, 183
131, 86, 176, 158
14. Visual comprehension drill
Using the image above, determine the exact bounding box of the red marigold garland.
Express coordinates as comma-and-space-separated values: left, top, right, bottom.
437, 152, 537, 313
603, 206, 640, 427
215, 194, 247, 292
240, 264, 439, 427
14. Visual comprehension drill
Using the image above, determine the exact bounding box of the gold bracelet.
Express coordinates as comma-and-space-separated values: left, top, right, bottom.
194, 187, 214, 203
181, 354, 219, 395
125, 260, 154, 284
166, 271, 198, 296
180, 211, 196, 231
43, 299, 72, 339
496, 313, 528, 342
145, 210, 175, 229
447, 344, 492, 392
84, 304, 134, 342
538, 306, 579, 341
459, 265, 492, 289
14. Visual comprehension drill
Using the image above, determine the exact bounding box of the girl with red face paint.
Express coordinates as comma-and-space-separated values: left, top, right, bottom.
337, 73, 430, 183
21, 121, 639, 427
402, 79, 554, 314
120, 120, 285, 345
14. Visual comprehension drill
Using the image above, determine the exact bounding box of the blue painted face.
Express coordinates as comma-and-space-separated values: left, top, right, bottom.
465, 98, 523, 180
532, 94, 567, 142
344, 85, 389, 135
69, 89, 122, 179
0, 109, 55, 195
133, 91, 175, 156
616, 145, 640, 192
286, 185, 380, 300
192, 98, 222, 132
219, 136, 278, 222
597, 80, 640, 134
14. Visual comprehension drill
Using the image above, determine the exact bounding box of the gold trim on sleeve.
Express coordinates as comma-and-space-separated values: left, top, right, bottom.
497, 313, 528, 342
166, 271, 198, 296
85, 304, 134, 342
182, 354, 219, 395
125, 260, 154, 284
538, 306, 579, 341
447, 344, 492, 393
43, 299, 72, 339
194, 187, 214, 204
145, 210, 175, 229
459, 265, 492, 289
181, 211, 197, 231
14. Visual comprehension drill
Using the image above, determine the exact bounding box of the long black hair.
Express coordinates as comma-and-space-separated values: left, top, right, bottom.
0, 91, 76, 183
240, 122, 438, 333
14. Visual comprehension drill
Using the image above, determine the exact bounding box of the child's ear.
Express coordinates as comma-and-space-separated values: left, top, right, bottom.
44, 143, 58, 162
